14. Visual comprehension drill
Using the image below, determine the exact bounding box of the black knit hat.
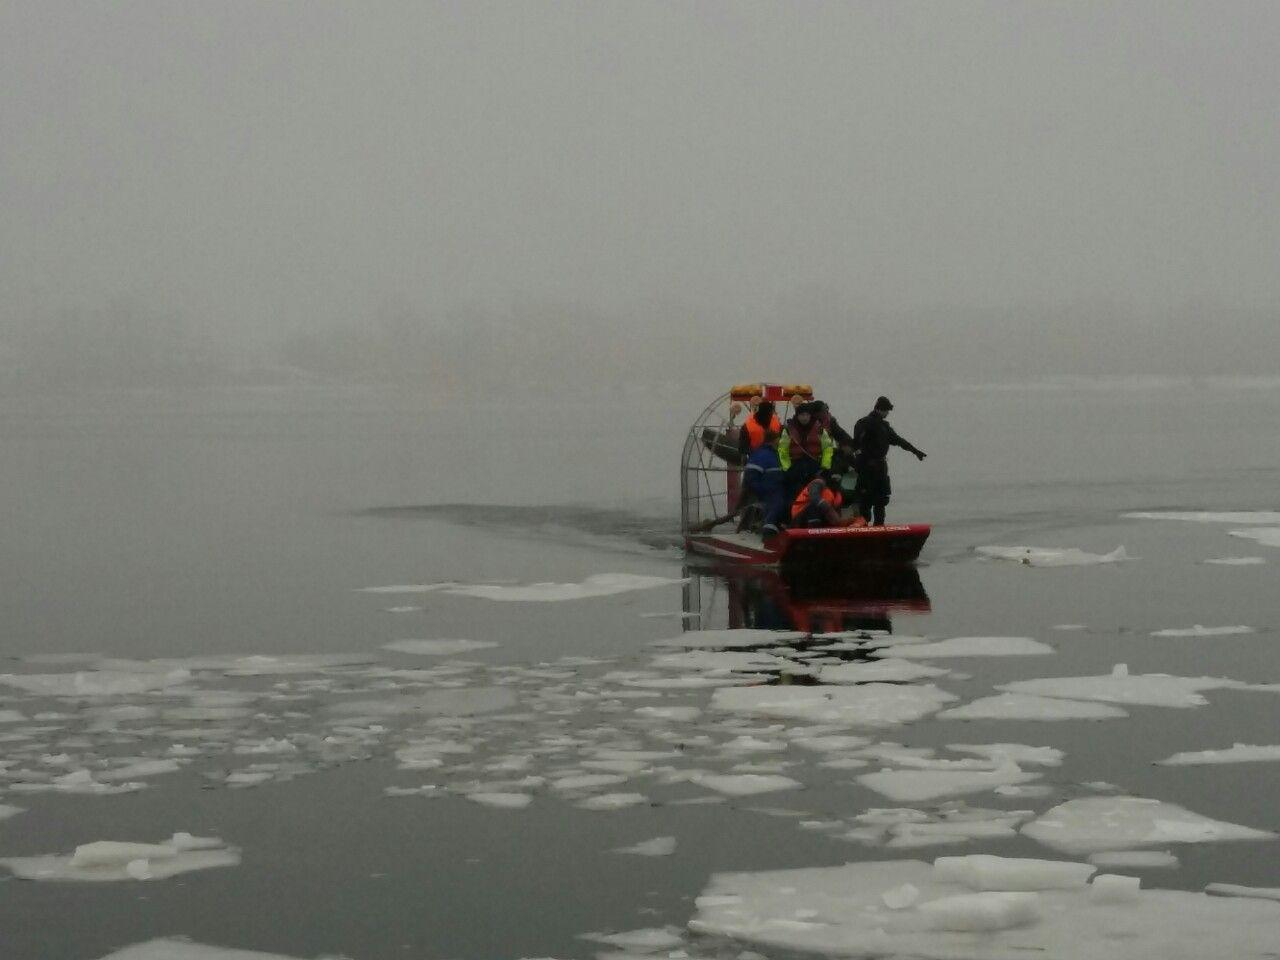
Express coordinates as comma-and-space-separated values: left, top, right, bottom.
874, 396, 894, 411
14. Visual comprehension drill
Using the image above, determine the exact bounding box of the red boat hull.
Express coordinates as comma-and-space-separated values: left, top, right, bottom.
685, 523, 930, 566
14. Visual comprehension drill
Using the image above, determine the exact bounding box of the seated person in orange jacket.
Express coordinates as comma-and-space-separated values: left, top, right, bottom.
791, 476, 868, 529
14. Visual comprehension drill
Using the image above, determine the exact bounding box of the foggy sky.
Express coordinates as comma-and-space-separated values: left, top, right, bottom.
2, 1, 1278, 390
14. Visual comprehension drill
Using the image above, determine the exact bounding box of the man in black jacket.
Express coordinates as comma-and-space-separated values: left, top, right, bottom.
851, 396, 926, 526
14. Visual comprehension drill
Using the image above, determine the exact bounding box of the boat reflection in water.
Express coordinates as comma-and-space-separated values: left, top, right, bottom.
681, 561, 930, 635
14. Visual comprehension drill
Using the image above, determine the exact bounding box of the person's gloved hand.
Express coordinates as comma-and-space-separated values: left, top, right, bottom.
915, 450, 927, 461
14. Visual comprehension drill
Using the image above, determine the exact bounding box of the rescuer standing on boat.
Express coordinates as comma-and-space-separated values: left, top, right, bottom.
852, 396, 926, 526
779, 401, 834, 497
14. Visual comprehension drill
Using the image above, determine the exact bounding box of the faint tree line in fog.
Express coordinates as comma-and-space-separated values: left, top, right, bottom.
2, 295, 1277, 394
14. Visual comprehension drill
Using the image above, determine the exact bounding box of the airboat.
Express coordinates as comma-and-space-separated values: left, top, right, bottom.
681, 383, 931, 566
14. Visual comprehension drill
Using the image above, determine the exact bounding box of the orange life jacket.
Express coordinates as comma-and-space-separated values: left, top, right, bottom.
742, 415, 782, 451
791, 484, 842, 520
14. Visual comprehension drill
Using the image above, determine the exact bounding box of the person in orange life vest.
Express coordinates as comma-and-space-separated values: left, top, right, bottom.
791, 476, 868, 528
737, 399, 782, 459
778, 402, 834, 497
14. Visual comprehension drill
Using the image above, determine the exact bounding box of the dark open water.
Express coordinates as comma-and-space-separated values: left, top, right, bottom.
1, 379, 1277, 958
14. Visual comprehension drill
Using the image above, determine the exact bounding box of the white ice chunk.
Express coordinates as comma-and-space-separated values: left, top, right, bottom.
712, 683, 956, 727
612, 836, 676, 856
582, 927, 684, 950
1157, 743, 1280, 765
888, 636, 1054, 658
383, 639, 500, 656
1088, 850, 1179, 869
882, 882, 920, 908
1124, 511, 1280, 524
466, 792, 533, 809
577, 792, 647, 810
694, 773, 802, 796
0, 669, 191, 697
1206, 883, 1280, 902
688, 859, 1280, 960
1090, 874, 1142, 903
0, 804, 24, 819
551, 773, 629, 792
946, 743, 1064, 766
94, 940, 315, 960
858, 762, 1040, 802
820, 659, 949, 683
1204, 556, 1266, 565
649, 650, 790, 673
441, 573, 684, 602
3, 836, 238, 882
976, 545, 1129, 567
1150, 625, 1255, 638
634, 705, 702, 722
933, 854, 1095, 890
918, 891, 1042, 931
1022, 796, 1278, 853
653, 629, 807, 649
938, 692, 1128, 721
1229, 527, 1280, 548
998, 664, 1242, 708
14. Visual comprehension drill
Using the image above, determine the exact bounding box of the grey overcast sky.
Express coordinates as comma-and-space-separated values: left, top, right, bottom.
1, 1, 1277, 386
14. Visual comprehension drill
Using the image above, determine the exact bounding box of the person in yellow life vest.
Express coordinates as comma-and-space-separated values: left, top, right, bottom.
778, 401, 834, 497
737, 399, 782, 459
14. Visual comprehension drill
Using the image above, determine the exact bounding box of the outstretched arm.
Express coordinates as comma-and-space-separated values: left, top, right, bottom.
887, 424, 926, 460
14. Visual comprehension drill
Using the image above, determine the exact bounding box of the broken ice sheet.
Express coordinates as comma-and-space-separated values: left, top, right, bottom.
2, 834, 238, 882
382, 639, 500, 656
440, 572, 685, 601
1229, 527, 1280, 548
693, 773, 802, 796
689, 857, 1280, 959
94, 939, 319, 959
1021, 796, 1277, 854
937, 692, 1128, 721
1150, 625, 1255, 637
819, 658, 949, 683
611, 836, 676, 856
652, 628, 808, 649
1088, 850, 1180, 869
976, 545, 1129, 566
1204, 556, 1266, 565
888, 636, 1054, 658
712, 683, 957, 727
1155, 743, 1280, 765
857, 761, 1041, 803
997, 663, 1245, 708
1124, 511, 1280, 524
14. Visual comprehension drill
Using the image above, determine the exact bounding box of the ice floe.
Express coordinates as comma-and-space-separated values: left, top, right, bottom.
1021, 796, 1277, 854
95, 941, 316, 960
857, 760, 1041, 802
976, 545, 1129, 567
2, 833, 238, 882
998, 663, 1244, 708
693, 773, 801, 796
0, 669, 192, 697
653, 628, 808, 649
1206, 883, 1280, 902
441, 573, 684, 601
1088, 849, 1180, 869
819, 658, 949, 683
1125, 510, 1280, 524
1204, 556, 1266, 565
945, 743, 1064, 766
688, 856, 1280, 959
382, 639, 500, 656
886, 636, 1054, 658
1150, 624, 1255, 637
467, 792, 533, 809
1155, 743, 1280, 765
712, 683, 957, 727
938, 692, 1128, 721
612, 836, 676, 856
1230, 527, 1280, 548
